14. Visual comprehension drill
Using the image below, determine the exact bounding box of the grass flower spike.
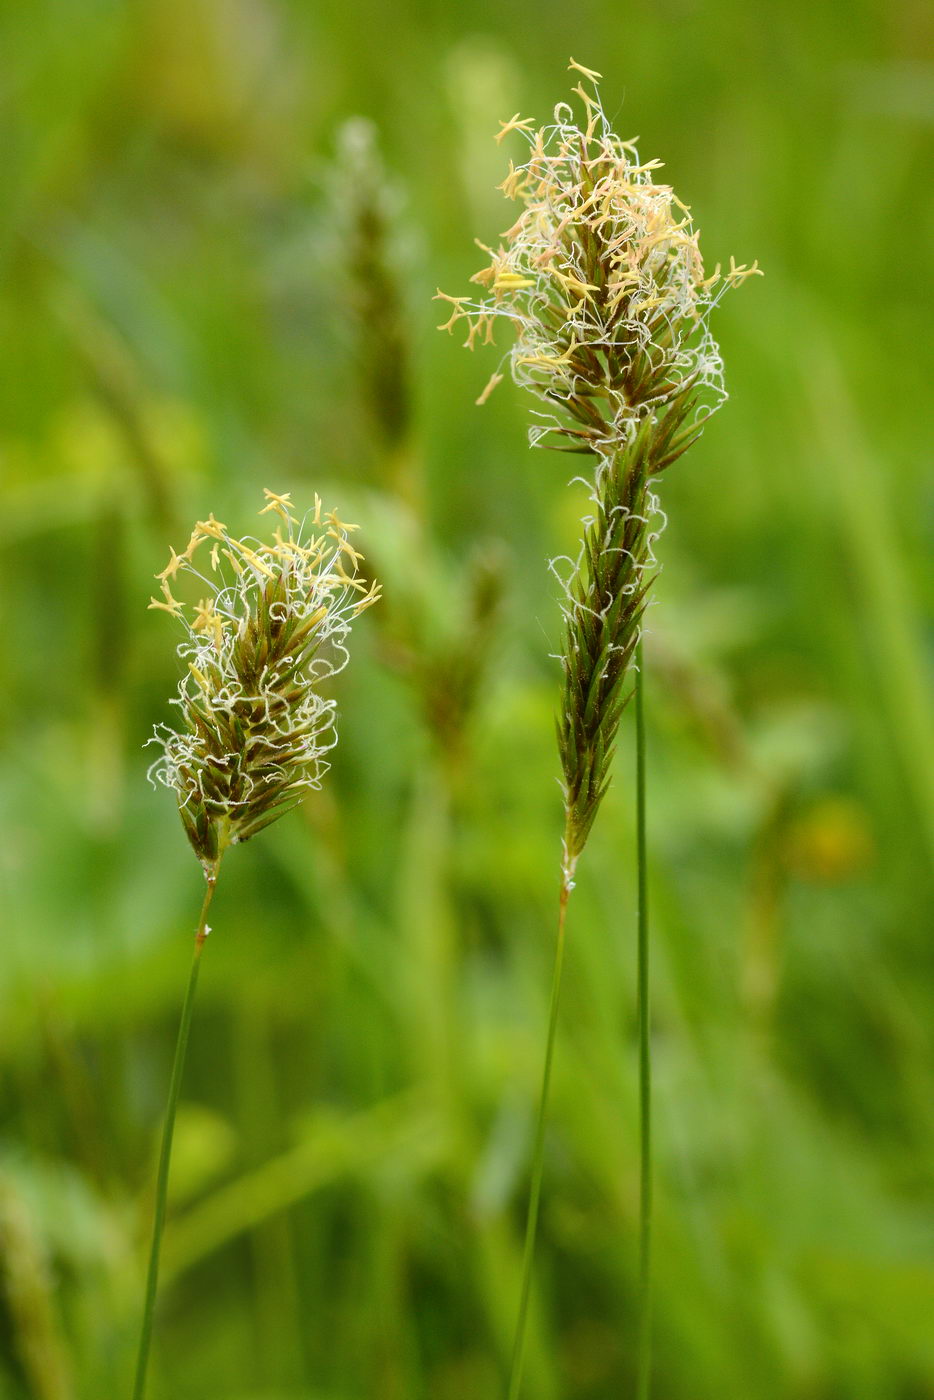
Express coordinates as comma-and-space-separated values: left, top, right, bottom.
148, 488, 379, 873
440, 63, 759, 1400
133, 489, 377, 1400
439, 63, 759, 874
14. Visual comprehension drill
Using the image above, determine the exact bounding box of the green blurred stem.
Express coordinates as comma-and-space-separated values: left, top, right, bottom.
635, 638, 652, 1400
506, 845, 571, 1400
131, 864, 220, 1400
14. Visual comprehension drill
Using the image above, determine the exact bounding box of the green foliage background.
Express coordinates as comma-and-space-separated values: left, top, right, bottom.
1, 2, 933, 1397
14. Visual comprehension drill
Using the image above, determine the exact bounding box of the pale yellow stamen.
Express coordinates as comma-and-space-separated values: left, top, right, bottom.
333, 558, 367, 591
354, 582, 381, 614
517, 336, 580, 370
260, 487, 298, 525
148, 596, 183, 617
327, 510, 360, 533
188, 662, 211, 692
500, 211, 531, 241
494, 272, 535, 290
495, 113, 535, 145
550, 269, 599, 301
568, 58, 603, 82
434, 289, 471, 332
192, 598, 216, 632
183, 528, 203, 560
337, 538, 364, 566
234, 543, 276, 579
499, 161, 526, 199
157, 548, 184, 582
475, 371, 504, 406
194, 513, 227, 542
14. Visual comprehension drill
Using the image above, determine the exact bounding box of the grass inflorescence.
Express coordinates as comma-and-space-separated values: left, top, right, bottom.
440, 59, 759, 873
133, 488, 378, 1400
441, 60, 760, 1397
147, 488, 379, 872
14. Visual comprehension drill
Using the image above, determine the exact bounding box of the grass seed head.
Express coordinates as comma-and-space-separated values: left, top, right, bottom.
334, 117, 413, 461
441, 65, 760, 873
147, 489, 379, 874
438, 64, 760, 457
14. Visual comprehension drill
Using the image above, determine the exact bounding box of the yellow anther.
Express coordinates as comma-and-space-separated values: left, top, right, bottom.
434, 289, 471, 332
630, 293, 668, 315
148, 595, 183, 617
725, 256, 763, 283
551, 269, 599, 300
260, 487, 298, 525
188, 662, 211, 692
192, 603, 208, 630
571, 82, 596, 112
517, 336, 579, 370
500, 212, 530, 241
470, 264, 496, 289
333, 558, 367, 591
498, 162, 526, 199
157, 548, 184, 582
353, 582, 381, 615
194, 513, 227, 541
235, 544, 276, 579
337, 538, 364, 566
568, 58, 603, 82
182, 528, 204, 560
495, 113, 535, 145
327, 510, 360, 533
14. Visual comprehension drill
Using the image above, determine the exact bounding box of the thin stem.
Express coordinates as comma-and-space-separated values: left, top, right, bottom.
131, 865, 220, 1400
635, 638, 652, 1399
506, 849, 572, 1400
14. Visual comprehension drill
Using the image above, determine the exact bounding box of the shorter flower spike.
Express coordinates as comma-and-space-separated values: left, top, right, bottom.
147, 490, 379, 872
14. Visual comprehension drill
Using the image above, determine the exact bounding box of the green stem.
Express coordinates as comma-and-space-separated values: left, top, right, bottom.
635, 638, 652, 1399
506, 851, 571, 1400
131, 865, 220, 1400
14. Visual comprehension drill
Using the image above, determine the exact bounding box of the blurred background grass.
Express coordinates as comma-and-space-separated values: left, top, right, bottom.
1, 1, 933, 1397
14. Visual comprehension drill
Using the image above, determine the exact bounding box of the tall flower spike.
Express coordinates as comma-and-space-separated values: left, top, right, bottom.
147, 488, 380, 873
439, 68, 760, 874
440, 67, 760, 1400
